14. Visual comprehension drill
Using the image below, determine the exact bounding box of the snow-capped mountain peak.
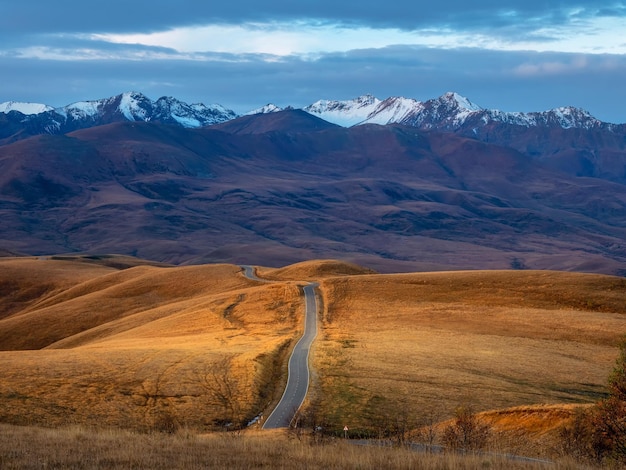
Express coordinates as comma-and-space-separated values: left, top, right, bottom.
301, 92, 609, 132
245, 104, 283, 115
303, 94, 382, 127
55, 100, 99, 120
303, 92, 487, 128
545, 106, 600, 129
117, 91, 151, 121
0, 101, 54, 115
50, 92, 238, 128
56, 93, 146, 121
439, 92, 482, 112
362, 96, 422, 125
2, 91, 619, 140
0, 92, 238, 136
150, 95, 237, 127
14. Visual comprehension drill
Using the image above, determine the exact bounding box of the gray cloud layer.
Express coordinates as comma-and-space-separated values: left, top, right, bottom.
2, 1, 624, 34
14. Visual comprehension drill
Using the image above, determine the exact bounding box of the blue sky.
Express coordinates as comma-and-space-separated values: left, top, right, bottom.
1, 1, 625, 122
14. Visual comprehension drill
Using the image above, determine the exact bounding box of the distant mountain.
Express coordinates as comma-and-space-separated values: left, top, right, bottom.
0, 101, 54, 115
245, 104, 283, 115
303, 94, 382, 127
2, 90, 623, 140
1, 116, 626, 275
2, 91, 626, 274
211, 109, 339, 134
0, 92, 237, 143
2, 90, 626, 183
304, 92, 619, 131
301, 92, 626, 184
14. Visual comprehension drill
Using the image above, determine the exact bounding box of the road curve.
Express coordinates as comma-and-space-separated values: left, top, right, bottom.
241, 264, 267, 283
240, 265, 318, 429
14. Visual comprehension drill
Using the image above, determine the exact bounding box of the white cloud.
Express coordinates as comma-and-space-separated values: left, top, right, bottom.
90, 16, 626, 58
94, 23, 415, 56
513, 59, 585, 77
4, 13, 624, 63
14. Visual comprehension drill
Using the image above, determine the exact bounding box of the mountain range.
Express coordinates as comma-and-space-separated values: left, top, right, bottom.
0, 92, 237, 143
1, 92, 625, 275
2, 91, 624, 135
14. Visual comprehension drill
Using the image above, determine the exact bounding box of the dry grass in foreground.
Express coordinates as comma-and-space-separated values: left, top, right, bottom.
0, 424, 580, 470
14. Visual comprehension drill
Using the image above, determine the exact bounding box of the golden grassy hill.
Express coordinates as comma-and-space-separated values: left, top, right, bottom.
1, 257, 625, 456
0, 256, 304, 430
310, 270, 626, 442
257, 259, 377, 281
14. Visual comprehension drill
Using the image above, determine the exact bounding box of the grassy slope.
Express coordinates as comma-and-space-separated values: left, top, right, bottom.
311, 269, 626, 451
0, 256, 303, 429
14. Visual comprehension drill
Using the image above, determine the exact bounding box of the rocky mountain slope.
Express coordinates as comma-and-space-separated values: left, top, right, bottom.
0, 92, 237, 143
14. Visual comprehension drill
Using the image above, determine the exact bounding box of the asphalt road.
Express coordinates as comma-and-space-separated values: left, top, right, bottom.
241, 264, 266, 282
240, 265, 318, 429
263, 282, 319, 429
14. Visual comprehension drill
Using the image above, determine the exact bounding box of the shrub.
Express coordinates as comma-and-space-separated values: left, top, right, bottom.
441, 406, 491, 452
560, 337, 626, 464
593, 337, 626, 464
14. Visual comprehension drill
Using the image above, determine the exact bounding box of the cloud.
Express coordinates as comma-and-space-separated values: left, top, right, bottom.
4, 15, 626, 63
512, 56, 590, 76
2, 2, 624, 62
2, 1, 624, 35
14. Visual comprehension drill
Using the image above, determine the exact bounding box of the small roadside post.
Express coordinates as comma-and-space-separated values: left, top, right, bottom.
343, 425, 348, 439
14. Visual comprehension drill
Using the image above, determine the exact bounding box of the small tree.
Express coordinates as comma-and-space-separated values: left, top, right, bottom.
442, 406, 491, 452
415, 409, 442, 450
593, 337, 626, 463
561, 337, 626, 464
196, 355, 248, 430
558, 407, 598, 461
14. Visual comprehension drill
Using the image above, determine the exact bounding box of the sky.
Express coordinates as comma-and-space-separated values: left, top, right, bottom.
1, 1, 626, 123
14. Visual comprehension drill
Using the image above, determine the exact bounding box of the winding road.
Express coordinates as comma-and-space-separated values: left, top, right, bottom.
240, 265, 318, 429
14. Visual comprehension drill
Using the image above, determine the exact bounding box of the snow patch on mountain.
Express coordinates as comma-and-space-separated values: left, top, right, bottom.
118, 92, 150, 121
303, 92, 487, 128
0, 101, 54, 115
302, 91, 611, 132
245, 104, 283, 115
363, 97, 423, 125
9, 92, 238, 133
304, 94, 381, 127
57, 99, 103, 120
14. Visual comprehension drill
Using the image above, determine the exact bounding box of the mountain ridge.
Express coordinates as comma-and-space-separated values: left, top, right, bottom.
4, 91, 624, 178
303, 92, 620, 131
2, 90, 623, 134
0, 92, 238, 142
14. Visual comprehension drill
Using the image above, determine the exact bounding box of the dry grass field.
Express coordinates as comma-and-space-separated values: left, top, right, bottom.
1, 255, 625, 464
308, 269, 626, 456
0, 255, 304, 430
